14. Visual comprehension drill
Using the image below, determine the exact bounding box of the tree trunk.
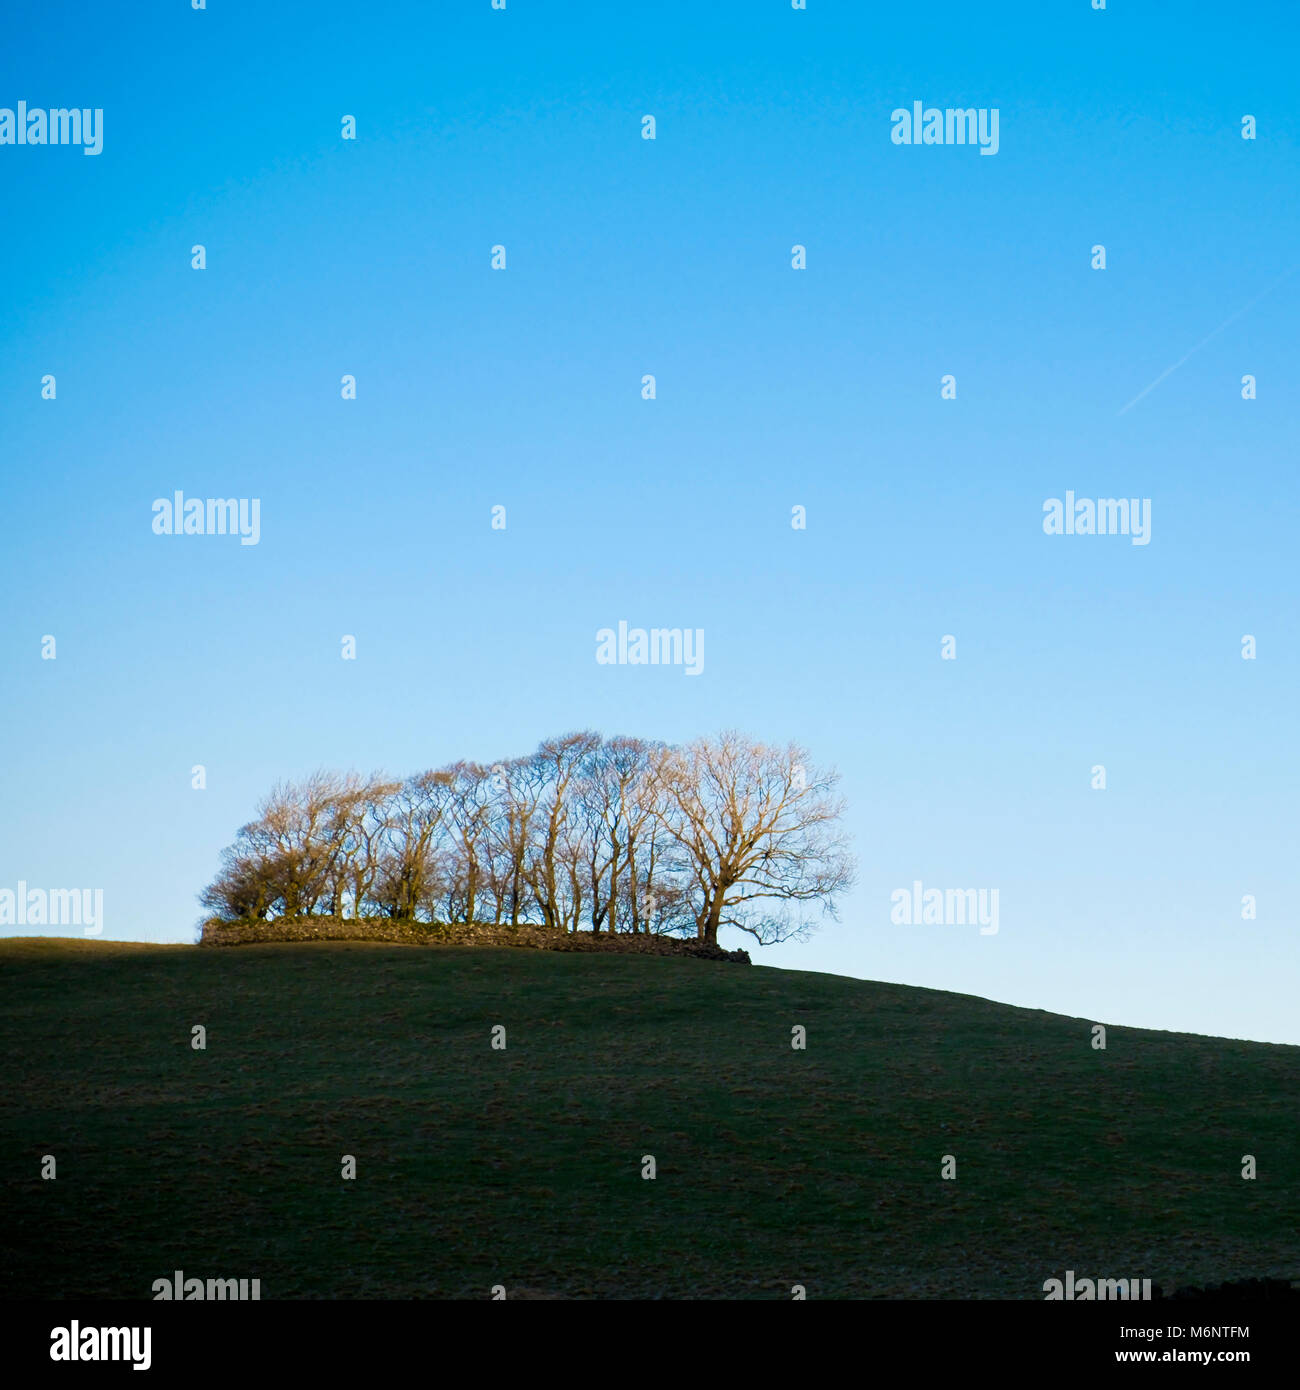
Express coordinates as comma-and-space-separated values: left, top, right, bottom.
700, 893, 725, 944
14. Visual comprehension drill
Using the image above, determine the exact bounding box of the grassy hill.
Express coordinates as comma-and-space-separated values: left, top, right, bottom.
1, 937, 1296, 1299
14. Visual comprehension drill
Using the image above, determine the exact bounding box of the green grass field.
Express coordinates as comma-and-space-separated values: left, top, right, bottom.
2, 938, 1296, 1299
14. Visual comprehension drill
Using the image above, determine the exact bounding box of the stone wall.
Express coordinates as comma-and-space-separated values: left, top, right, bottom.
198, 916, 751, 964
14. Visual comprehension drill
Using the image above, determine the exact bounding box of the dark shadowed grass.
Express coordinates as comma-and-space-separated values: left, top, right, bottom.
1, 938, 1296, 1299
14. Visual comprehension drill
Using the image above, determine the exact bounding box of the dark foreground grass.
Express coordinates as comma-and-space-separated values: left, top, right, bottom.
1, 938, 1296, 1299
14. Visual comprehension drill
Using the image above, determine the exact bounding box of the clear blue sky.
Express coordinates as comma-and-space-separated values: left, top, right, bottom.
2, 2, 1297, 1043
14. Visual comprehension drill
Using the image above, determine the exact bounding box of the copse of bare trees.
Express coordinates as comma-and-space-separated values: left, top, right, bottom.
201, 732, 855, 946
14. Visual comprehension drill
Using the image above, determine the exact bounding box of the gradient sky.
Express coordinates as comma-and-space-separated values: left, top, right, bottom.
2, 1, 1297, 1044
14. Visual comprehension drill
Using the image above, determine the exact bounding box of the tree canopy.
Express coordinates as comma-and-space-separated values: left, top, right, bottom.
201, 731, 854, 946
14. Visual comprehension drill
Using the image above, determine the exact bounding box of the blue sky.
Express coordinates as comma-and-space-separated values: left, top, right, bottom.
2, 1, 1297, 1043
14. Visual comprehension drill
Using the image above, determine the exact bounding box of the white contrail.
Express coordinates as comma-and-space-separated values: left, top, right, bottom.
1117, 265, 1297, 415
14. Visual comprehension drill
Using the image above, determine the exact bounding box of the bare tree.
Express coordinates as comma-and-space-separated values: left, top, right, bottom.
375, 769, 455, 919
654, 732, 855, 945
329, 774, 400, 918
251, 771, 352, 917
200, 842, 277, 921
577, 736, 681, 934
525, 731, 601, 931
441, 761, 491, 923
575, 741, 621, 934
482, 756, 540, 927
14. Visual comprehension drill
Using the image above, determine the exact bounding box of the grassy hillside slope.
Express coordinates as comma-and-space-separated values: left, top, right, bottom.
1, 938, 1296, 1299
